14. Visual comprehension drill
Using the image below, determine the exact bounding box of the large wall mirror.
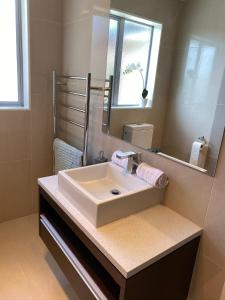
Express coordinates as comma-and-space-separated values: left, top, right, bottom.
102, 0, 225, 176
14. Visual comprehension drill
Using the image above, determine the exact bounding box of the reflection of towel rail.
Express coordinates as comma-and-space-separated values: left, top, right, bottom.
60, 90, 87, 98
56, 116, 85, 129
59, 103, 85, 114
57, 75, 87, 80
91, 87, 111, 92
56, 82, 66, 86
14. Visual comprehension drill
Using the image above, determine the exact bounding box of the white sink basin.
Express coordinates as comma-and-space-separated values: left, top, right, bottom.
58, 162, 163, 227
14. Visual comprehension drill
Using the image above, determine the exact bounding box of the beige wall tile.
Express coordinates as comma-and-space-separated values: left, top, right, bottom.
30, 93, 53, 211
218, 70, 225, 106
202, 139, 225, 268
30, 93, 53, 163
29, 0, 62, 23
0, 160, 32, 223
189, 253, 225, 300
111, 0, 182, 25
207, 105, 225, 168
0, 111, 31, 163
62, 18, 92, 75
62, 0, 93, 24
159, 156, 213, 227
30, 72, 49, 95
220, 282, 225, 300
29, 19, 62, 76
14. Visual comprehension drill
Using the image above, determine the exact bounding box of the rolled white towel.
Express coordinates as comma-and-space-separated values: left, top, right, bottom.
136, 162, 168, 189
111, 150, 129, 169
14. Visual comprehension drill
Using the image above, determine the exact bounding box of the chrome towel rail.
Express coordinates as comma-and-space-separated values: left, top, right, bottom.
53, 71, 113, 167
53, 71, 90, 166
60, 90, 87, 98
102, 75, 113, 133
57, 75, 87, 81
91, 86, 111, 92
59, 103, 86, 114
84, 73, 91, 166
57, 116, 85, 129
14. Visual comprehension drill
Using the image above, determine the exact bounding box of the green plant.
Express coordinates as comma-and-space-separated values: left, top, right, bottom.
123, 63, 148, 99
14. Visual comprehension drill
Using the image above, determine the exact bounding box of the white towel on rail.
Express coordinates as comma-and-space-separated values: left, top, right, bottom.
53, 138, 83, 174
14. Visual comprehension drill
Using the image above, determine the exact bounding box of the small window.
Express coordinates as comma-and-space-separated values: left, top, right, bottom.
106, 11, 162, 107
0, 0, 29, 108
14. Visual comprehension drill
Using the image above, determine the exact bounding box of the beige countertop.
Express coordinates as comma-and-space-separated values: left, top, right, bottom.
38, 175, 202, 278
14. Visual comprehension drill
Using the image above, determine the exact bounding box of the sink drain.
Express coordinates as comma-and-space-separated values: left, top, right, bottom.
111, 189, 121, 195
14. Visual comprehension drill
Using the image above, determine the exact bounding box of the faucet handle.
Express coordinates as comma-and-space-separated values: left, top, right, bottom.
115, 151, 142, 174
116, 151, 138, 159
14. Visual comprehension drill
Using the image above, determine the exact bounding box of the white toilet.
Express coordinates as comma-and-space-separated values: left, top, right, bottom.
123, 123, 154, 149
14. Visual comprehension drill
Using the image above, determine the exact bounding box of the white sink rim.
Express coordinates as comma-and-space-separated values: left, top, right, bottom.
58, 162, 152, 205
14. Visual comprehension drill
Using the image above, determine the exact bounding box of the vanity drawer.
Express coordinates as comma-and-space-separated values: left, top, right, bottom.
40, 215, 111, 300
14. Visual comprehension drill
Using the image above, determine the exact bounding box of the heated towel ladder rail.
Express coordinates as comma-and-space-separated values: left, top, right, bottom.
53, 71, 113, 166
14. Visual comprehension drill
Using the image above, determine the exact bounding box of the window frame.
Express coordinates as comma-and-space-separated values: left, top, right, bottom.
0, 0, 25, 107
110, 14, 154, 107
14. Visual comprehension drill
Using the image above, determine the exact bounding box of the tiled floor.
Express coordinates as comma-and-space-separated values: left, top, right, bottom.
0, 214, 78, 300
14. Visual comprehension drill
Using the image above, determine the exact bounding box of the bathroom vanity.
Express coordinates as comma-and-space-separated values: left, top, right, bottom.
38, 175, 201, 300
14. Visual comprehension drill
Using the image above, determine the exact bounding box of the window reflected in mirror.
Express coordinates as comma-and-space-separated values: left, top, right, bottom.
103, 0, 225, 176
106, 11, 162, 108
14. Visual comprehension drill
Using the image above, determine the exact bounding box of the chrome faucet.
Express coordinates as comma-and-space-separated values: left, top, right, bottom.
116, 151, 141, 174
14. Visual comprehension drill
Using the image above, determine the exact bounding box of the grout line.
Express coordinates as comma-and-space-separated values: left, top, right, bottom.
202, 178, 216, 228
204, 254, 225, 272
0, 213, 38, 226
203, 140, 225, 228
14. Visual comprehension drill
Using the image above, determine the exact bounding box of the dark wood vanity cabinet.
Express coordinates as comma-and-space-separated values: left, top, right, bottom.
39, 187, 200, 300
